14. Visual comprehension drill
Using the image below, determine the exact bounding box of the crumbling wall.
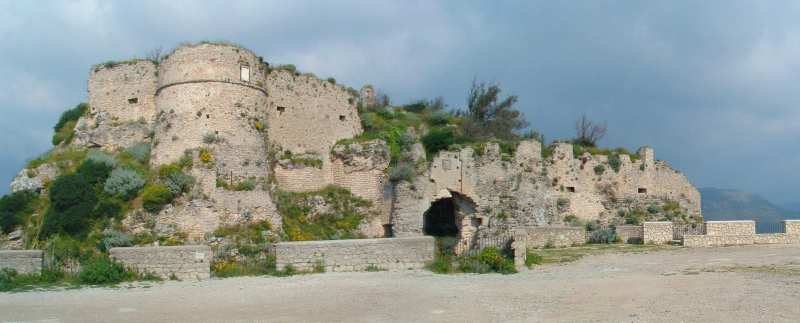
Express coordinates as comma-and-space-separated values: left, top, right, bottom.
265, 70, 361, 156
521, 226, 586, 248
74, 60, 158, 150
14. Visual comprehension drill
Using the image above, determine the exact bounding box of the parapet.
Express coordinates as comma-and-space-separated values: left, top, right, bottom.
88, 59, 158, 123
158, 42, 268, 93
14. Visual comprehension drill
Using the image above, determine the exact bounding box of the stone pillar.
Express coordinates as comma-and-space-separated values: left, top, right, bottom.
785, 220, 800, 237
512, 229, 528, 270
643, 221, 673, 244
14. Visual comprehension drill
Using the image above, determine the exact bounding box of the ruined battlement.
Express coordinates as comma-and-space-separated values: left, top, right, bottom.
157, 43, 268, 94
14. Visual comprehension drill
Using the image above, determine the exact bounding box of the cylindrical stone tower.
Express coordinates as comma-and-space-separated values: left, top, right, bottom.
151, 43, 269, 180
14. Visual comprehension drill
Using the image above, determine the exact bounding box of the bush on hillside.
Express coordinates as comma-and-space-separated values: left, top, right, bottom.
104, 168, 146, 200
78, 256, 131, 285
0, 190, 38, 233
76, 159, 113, 187
41, 174, 98, 237
421, 128, 456, 157
52, 103, 88, 146
141, 184, 173, 213
125, 142, 151, 164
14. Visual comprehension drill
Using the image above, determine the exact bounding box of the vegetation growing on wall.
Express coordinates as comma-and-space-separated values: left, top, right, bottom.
52, 103, 88, 146
274, 186, 371, 241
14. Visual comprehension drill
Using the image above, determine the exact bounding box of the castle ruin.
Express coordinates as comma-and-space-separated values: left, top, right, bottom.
22, 42, 701, 247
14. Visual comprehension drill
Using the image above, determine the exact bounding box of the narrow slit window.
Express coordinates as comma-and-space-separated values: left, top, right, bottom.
128, 97, 138, 104
638, 188, 648, 194
566, 186, 576, 193
277, 106, 286, 114
240, 65, 250, 82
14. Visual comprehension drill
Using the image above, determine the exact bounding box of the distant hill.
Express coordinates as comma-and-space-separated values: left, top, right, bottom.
700, 187, 798, 223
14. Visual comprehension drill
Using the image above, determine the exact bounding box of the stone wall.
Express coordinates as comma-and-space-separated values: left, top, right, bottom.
75, 60, 158, 150
683, 234, 754, 247
615, 225, 644, 244
391, 139, 701, 249
643, 222, 673, 244
109, 245, 213, 280
274, 236, 434, 272
520, 226, 586, 248
683, 220, 800, 247
0, 250, 42, 274
265, 70, 361, 156
705, 221, 755, 236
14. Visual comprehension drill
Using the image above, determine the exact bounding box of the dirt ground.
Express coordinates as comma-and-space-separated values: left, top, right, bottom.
2, 244, 800, 323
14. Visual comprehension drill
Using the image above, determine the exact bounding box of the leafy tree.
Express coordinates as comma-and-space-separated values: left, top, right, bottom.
421, 128, 456, 157
41, 174, 98, 237
0, 191, 38, 233
458, 80, 529, 141
76, 159, 113, 188
573, 114, 607, 147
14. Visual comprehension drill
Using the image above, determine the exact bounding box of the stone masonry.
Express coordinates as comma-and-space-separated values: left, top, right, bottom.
109, 245, 213, 280
643, 222, 673, 244
0, 250, 43, 274
274, 236, 434, 272
521, 226, 586, 248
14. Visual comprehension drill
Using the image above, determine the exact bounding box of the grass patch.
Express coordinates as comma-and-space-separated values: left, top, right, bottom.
275, 186, 371, 241
531, 244, 678, 264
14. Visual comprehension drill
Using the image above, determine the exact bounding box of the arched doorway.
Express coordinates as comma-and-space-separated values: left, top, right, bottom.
423, 197, 459, 237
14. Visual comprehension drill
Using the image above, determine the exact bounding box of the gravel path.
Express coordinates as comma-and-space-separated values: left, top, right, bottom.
2, 245, 800, 323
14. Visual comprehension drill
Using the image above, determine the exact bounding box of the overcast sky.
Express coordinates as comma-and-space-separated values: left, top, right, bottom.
1, 1, 798, 205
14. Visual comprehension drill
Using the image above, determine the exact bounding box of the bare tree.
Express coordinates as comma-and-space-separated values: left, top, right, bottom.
146, 46, 165, 64
573, 114, 607, 147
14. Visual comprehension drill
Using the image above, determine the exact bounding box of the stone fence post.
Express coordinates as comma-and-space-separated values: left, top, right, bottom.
512, 229, 527, 270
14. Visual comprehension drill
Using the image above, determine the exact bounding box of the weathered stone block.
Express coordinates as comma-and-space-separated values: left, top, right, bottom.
109, 245, 212, 280
0, 250, 43, 274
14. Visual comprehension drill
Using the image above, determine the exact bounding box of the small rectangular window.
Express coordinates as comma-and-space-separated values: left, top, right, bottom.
240, 65, 250, 82
128, 98, 138, 104
277, 106, 286, 114
638, 188, 648, 194
339, 115, 346, 121
566, 186, 576, 193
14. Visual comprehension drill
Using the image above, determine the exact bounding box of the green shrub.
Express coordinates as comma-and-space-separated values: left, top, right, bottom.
608, 154, 622, 173
426, 110, 451, 126
277, 186, 371, 241
0, 190, 39, 233
588, 228, 617, 244
389, 162, 415, 183
647, 205, 661, 214
525, 250, 543, 268
421, 128, 456, 158
326, 77, 336, 84
100, 229, 133, 252
85, 150, 119, 168
51, 103, 88, 146
104, 168, 145, 200
427, 254, 455, 274
125, 143, 151, 164
141, 184, 173, 213
624, 208, 647, 225
93, 196, 124, 220
78, 256, 131, 285
158, 165, 195, 195
593, 164, 605, 175
41, 174, 98, 237
476, 247, 516, 274
76, 159, 113, 187
0, 268, 66, 292
203, 132, 222, 144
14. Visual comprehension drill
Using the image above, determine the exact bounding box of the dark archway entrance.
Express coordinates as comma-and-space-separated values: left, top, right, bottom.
423, 198, 459, 236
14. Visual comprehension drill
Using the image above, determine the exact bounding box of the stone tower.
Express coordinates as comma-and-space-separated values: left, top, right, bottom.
151, 43, 270, 181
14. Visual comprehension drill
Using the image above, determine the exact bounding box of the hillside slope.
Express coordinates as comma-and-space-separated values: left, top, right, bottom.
700, 187, 797, 223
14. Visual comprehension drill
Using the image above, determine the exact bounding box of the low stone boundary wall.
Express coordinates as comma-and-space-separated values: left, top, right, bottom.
615, 225, 644, 244
109, 245, 212, 280
643, 222, 673, 244
0, 250, 42, 274
683, 234, 754, 247
706, 221, 755, 236
274, 236, 434, 272
521, 226, 586, 248
683, 220, 800, 247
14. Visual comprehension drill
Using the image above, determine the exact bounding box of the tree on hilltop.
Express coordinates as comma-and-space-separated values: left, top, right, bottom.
458, 80, 529, 141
